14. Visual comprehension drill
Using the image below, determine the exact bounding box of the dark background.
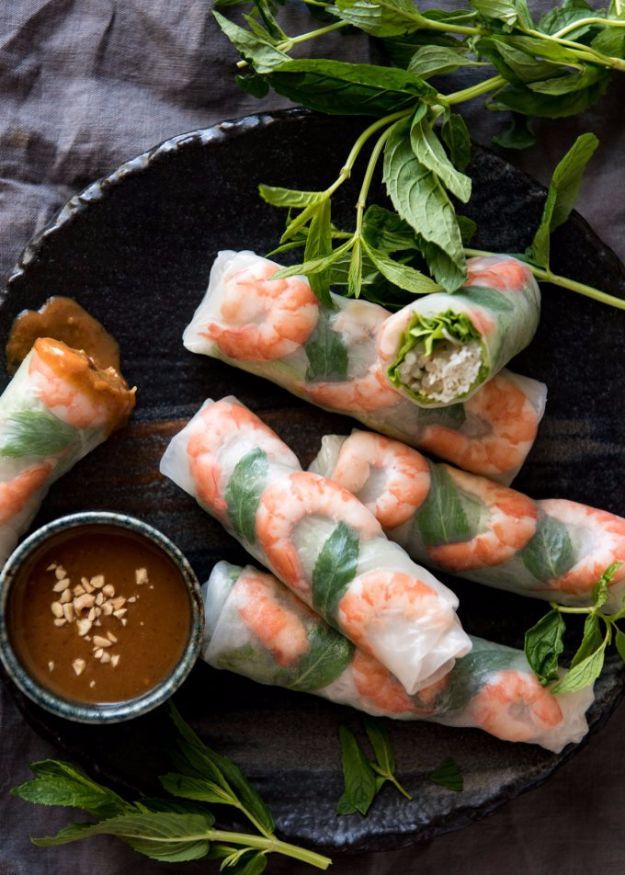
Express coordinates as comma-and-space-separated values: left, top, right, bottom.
1, 2, 625, 873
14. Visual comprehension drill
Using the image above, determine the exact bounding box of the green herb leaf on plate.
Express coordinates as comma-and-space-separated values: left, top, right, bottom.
408, 45, 485, 79
365, 719, 412, 799
429, 757, 464, 791
258, 185, 324, 209
305, 199, 334, 305
337, 726, 380, 816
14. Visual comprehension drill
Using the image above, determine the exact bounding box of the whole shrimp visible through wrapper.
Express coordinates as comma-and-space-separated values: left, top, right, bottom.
311, 430, 625, 609
160, 396, 471, 694
0, 338, 135, 565
202, 562, 594, 753
182, 251, 547, 485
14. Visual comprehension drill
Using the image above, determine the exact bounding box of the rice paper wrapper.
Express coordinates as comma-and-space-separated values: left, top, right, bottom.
311, 431, 625, 610
0, 339, 134, 564
203, 562, 593, 753
160, 395, 471, 693
182, 250, 546, 484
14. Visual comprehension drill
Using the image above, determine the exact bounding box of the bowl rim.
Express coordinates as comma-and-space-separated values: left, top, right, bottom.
0, 511, 204, 723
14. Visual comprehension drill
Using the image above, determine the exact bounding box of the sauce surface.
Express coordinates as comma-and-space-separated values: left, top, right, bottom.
8, 526, 191, 704
6, 297, 121, 374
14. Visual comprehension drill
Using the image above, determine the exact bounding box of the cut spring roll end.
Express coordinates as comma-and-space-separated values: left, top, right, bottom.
202, 562, 593, 753
160, 395, 472, 694
386, 310, 488, 407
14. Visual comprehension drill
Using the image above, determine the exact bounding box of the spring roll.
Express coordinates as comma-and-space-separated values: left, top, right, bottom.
0, 338, 135, 564
160, 396, 471, 693
377, 255, 540, 407
311, 430, 625, 609
203, 561, 593, 753
182, 251, 546, 484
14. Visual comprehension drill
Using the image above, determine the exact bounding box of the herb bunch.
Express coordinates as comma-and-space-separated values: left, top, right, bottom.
12, 704, 331, 872
524, 563, 625, 693
214, 0, 625, 309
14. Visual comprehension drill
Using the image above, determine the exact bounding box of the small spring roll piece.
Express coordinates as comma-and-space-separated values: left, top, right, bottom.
311, 430, 625, 609
161, 396, 471, 694
182, 251, 546, 484
0, 338, 135, 564
204, 562, 593, 753
378, 255, 540, 407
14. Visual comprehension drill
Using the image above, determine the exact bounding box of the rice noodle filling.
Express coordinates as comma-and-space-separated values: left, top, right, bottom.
396, 340, 483, 404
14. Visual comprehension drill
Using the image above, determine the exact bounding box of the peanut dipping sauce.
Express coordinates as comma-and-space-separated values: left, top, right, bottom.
8, 526, 192, 704
6, 296, 121, 374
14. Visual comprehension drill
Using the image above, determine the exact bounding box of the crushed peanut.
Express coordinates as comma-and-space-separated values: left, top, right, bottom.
46, 561, 150, 682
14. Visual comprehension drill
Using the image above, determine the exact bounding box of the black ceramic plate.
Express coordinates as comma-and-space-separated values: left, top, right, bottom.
2, 109, 625, 853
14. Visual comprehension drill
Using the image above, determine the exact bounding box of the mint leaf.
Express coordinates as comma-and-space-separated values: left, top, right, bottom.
348, 237, 363, 297
337, 726, 379, 816
0, 410, 79, 458
362, 240, 440, 293
12, 761, 129, 818
305, 199, 333, 305
305, 309, 349, 382
362, 205, 418, 253
213, 11, 290, 73
490, 78, 608, 120
258, 185, 323, 209
159, 773, 232, 807
33, 812, 212, 863
416, 464, 483, 547
520, 511, 575, 582
440, 112, 471, 171
312, 522, 360, 620
268, 59, 435, 116
471, 0, 520, 26
429, 757, 463, 791
410, 113, 472, 202
169, 705, 275, 837
364, 719, 412, 799
224, 449, 269, 544
527, 132, 598, 268
538, 0, 601, 38
383, 118, 466, 290
332, 0, 422, 37
408, 45, 485, 79
524, 609, 565, 684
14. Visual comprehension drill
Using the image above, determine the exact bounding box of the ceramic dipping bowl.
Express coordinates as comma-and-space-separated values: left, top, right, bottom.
0, 511, 204, 723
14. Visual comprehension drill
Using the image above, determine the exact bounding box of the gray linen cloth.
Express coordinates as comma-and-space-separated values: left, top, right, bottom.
1, 2, 624, 873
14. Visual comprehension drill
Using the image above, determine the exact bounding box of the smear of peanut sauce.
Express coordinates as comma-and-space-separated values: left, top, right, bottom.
6, 296, 121, 374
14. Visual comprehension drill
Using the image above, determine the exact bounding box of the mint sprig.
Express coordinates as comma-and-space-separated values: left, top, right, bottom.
524, 562, 625, 694
12, 704, 331, 871
214, 0, 625, 312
